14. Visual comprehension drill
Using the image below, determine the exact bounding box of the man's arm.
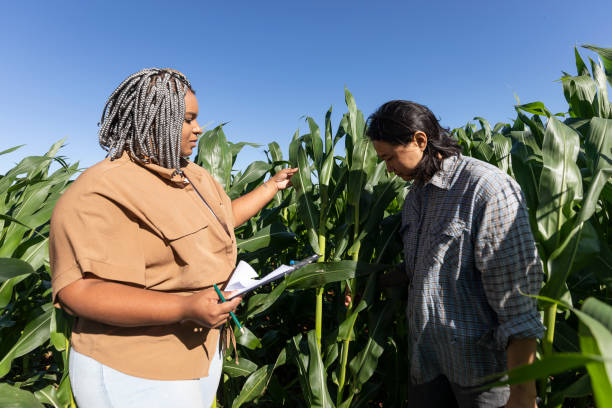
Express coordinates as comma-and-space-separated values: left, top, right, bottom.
472, 178, 544, 407
506, 338, 538, 408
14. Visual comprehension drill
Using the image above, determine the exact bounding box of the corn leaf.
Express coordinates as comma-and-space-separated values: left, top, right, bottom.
286, 261, 386, 290
0, 384, 44, 408
33, 383, 64, 408
306, 330, 335, 408
49, 310, 68, 353
549, 373, 592, 407
536, 117, 582, 254
347, 176, 405, 254
491, 133, 512, 174
576, 298, 612, 408
324, 106, 333, 154
575, 46, 591, 76
590, 58, 612, 118
485, 353, 604, 388
195, 125, 232, 190
0, 307, 52, 378
235, 326, 262, 350
562, 75, 598, 118
0, 180, 54, 257
583, 45, 612, 86
291, 145, 320, 253
347, 138, 377, 208
0, 258, 34, 282
245, 280, 288, 318
288, 130, 300, 167
306, 117, 324, 171
19, 238, 48, 273
509, 129, 542, 231
236, 223, 295, 252
224, 357, 258, 378
543, 117, 611, 298
231, 349, 285, 408
0, 145, 24, 156
287, 333, 314, 406
229, 141, 261, 166
517, 102, 552, 118
228, 161, 271, 199
348, 302, 394, 391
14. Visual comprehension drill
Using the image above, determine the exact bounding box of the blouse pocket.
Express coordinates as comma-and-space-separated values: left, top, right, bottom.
427, 219, 466, 266
156, 221, 215, 266
157, 221, 209, 242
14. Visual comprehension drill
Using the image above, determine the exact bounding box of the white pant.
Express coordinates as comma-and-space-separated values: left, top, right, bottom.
69, 343, 223, 408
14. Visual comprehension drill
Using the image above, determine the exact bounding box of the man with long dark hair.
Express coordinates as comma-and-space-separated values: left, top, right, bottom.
367, 100, 543, 408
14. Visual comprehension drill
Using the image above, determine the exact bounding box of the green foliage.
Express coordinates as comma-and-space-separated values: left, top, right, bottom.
0, 142, 77, 407
1, 44, 610, 408
196, 89, 407, 408
452, 45, 612, 407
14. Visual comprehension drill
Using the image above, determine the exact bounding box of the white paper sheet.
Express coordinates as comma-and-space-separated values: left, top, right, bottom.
224, 261, 294, 298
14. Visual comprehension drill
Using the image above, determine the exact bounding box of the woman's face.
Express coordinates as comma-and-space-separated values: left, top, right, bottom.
372, 132, 427, 181
181, 91, 200, 157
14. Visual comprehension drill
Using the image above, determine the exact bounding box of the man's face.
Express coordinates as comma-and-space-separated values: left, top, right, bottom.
373, 134, 426, 180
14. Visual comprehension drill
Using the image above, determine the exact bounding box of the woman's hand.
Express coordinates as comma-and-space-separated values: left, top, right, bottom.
266, 168, 298, 191
182, 288, 242, 328
232, 167, 298, 226
58, 278, 242, 328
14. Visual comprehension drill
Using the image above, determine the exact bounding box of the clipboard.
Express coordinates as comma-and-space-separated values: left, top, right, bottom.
224, 254, 320, 299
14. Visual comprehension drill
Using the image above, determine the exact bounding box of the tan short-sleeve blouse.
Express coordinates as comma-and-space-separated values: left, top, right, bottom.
49, 153, 237, 380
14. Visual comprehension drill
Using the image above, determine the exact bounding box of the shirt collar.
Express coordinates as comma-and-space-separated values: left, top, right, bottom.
425, 154, 461, 190
115, 152, 191, 184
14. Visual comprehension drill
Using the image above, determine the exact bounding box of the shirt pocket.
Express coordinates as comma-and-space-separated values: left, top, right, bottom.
427, 219, 466, 266
155, 221, 217, 266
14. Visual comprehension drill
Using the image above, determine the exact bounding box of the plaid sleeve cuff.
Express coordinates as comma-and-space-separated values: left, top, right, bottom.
494, 311, 545, 349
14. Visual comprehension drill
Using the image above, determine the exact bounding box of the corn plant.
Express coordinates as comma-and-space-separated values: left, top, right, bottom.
0, 141, 78, 408
2, 44, 610, 408
487, 295, 612, 407
195, 90, 406, 408
453, 45, 612, 407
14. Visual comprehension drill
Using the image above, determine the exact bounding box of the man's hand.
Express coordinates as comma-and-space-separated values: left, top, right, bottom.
378, 265, 409, 301
344, 265, 409, 306
378, 265, 409, 288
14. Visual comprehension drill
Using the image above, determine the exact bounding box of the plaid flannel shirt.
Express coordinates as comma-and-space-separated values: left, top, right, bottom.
401, 154, 544, 386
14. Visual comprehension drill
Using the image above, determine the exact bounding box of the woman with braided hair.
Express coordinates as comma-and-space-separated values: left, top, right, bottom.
50, 68, 297, 407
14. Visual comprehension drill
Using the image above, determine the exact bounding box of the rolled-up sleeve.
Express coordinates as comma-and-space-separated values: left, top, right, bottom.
49, 187, 145, 307
474, 178, 545, 349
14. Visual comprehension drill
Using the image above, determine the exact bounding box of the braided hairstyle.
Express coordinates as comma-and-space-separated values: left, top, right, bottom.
98, 68, 194, 172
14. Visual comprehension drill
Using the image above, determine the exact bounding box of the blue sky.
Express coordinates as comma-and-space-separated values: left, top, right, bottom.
1, 0, 611, 174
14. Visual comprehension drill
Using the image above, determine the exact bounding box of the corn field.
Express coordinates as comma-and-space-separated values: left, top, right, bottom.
0, 45, 611, 407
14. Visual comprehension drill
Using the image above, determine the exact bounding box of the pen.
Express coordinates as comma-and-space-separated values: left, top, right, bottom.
213, 284, 244, 334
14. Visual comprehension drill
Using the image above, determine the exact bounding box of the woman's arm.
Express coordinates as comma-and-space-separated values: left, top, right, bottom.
232, 168, 297, 226
58, 276, 242, 328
